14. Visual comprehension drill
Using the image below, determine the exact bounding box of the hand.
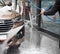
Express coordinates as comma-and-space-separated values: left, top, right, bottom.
40, 8, 45, 14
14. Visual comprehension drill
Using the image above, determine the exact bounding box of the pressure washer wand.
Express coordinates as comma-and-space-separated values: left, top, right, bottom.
31, 14, 41, 18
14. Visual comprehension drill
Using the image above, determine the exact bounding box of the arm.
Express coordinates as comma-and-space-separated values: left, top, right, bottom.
44, 5, 57, 15
44, 0, 59, 15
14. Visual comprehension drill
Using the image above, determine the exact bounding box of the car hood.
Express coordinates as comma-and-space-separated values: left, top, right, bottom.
0, 6, 20, 20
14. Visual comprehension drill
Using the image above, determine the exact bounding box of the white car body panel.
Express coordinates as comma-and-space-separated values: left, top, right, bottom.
0, 25, 24, 51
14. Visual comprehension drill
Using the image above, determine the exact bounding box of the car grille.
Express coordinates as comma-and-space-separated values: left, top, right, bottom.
0, 19, 13, 32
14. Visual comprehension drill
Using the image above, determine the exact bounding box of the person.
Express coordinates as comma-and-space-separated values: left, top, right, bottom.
41, 0, 60, 15
41, 0, 60, 48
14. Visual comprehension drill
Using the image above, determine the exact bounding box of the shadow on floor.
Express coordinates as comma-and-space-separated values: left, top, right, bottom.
3, 47, 20, 54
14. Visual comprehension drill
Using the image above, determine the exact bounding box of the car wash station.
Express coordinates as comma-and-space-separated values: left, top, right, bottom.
0, 0, 60, 54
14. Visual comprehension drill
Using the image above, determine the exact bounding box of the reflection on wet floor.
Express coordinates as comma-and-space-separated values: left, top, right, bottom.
3, 47, 20, 54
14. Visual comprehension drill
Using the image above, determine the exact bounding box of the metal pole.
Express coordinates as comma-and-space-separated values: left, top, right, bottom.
36, 0, 41, 29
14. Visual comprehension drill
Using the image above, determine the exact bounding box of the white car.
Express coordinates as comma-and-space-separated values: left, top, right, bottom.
0, 1, 24, 49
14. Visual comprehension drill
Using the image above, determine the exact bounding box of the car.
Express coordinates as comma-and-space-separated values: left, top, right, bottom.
0, 0, 25, 49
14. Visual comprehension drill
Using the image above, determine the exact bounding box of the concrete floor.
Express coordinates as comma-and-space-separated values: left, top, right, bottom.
0, 25, 59, 54
20, 26, 59, 54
